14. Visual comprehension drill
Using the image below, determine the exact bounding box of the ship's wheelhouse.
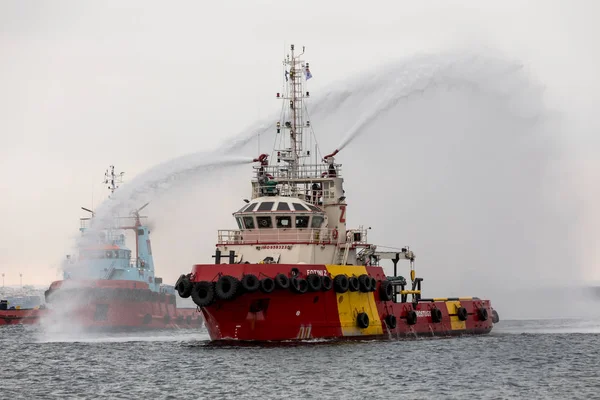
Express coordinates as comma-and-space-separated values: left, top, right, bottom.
79, 247, 132, 261
234, 197, 325, 231
219, 196, 331, 245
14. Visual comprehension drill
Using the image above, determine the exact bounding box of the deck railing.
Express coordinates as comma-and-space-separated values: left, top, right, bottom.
216, 228, 368, 246
253, 163, 342, 180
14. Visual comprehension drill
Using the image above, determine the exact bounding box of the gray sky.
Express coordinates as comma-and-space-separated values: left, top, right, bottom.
1, 0, 599, 289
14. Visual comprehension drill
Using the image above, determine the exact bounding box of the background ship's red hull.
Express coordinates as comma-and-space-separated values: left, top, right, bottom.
1, 279, 203, 329
0, 309, 46, 326
192, 263, 495, 341
0, 304, 202, 329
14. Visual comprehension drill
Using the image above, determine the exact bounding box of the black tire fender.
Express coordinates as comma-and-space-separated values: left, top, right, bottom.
259, 277, 275, 294
358, 274, 372, 292
333, 275, 349, 293
241, 274, 260, 293
306, 274, 322, 292
192, 281, 215, 307
348, 276, 360, 292
215, 276, 240, 300
275, 273, 290, 289
379, 280, 394, 301
357, 312, 370, 329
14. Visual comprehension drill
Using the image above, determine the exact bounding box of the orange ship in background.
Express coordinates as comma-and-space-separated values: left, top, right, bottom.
176, 44, 500, 341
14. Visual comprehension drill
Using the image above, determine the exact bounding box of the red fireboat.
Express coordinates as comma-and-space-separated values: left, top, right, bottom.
175, 45, 499, 341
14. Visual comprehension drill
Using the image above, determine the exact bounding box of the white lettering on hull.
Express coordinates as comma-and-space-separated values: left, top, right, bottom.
416, 310, 431, 317
306, 269, 327, 276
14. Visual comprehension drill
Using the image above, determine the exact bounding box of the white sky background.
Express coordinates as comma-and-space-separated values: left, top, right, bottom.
0, 0, 599, 286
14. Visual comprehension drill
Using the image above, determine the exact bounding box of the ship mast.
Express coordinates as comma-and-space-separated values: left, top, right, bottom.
103, 165, 124, 197
278, 44, 311, 180
252, 45, 340, 203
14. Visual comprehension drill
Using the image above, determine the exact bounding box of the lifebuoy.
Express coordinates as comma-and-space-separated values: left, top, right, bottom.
332, 228, 339, 240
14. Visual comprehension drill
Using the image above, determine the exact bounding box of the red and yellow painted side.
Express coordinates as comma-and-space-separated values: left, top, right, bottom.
192, 263, 495, 341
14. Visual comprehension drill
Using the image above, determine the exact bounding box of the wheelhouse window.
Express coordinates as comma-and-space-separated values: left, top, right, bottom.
295, 216, 309, 228
276, 216, 291, 228
277, 202, 291, 211
256, 216, 272, 229
245, 203, 258, 212
311, 215, 324, 228
243, 216, 255, 229
292, 203, 309, 211
236, 217, 243, 229
257, 202, 274, 211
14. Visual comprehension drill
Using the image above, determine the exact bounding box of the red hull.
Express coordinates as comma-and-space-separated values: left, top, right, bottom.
0, 279, 204, 330
190, 264, 495, 341
0, 305, 202, 330
0, 309, 46, 326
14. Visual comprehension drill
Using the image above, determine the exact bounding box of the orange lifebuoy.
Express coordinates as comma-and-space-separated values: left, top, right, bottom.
332, 228, 339, 240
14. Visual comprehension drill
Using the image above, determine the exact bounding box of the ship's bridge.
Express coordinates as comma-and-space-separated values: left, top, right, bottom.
218, 196, 333, 246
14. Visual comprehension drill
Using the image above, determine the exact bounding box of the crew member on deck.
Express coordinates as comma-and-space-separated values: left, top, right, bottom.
327, 158, 337, 177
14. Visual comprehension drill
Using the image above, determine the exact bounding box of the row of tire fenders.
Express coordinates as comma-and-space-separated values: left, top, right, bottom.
174, 272, 493, 329
175, 272, 391, 308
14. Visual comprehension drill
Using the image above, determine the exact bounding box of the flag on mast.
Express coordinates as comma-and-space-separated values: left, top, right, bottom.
305, 67, 312, 80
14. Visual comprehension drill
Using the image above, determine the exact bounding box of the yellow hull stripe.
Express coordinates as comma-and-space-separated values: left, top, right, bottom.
445, 300, 466, 331
325, 265, 383, 337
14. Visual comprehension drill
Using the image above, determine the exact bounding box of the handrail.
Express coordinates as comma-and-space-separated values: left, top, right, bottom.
216, 227, 369, 246
252, 163, 342, 180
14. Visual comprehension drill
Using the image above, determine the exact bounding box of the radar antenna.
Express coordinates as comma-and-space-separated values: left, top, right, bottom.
130, 202, 150, 226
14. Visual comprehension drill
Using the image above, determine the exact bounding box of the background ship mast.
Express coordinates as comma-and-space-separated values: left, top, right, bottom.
103, 165, 124, 197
